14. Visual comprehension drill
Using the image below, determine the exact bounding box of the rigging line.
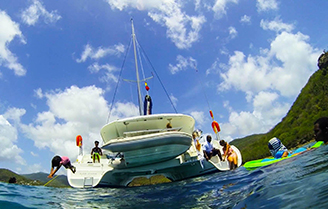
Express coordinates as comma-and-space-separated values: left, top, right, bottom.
129, 83, 134, 104
138, 43, 178, 113
107, 38, 132, 123
136, 40, 146, 83
136, 39, 148, 96
194, 65, 211, 111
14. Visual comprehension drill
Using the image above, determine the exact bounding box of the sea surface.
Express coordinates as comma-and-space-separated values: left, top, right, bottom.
1, 143, 328, 209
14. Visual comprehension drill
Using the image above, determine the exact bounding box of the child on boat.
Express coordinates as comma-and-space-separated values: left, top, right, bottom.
219, 140, 238, 170
91, 141, 103, 163
192, 131, 202, 153
48, 155, 76, 178
192, 130, 205, 168
203, 135, 222, 161
268, 137, 289, 158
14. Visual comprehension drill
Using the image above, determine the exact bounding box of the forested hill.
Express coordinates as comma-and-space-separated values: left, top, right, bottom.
231, 52, 328, 162
0, 168, 69, 187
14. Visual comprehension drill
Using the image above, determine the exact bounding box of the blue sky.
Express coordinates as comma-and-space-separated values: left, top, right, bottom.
0, 0, 327, 175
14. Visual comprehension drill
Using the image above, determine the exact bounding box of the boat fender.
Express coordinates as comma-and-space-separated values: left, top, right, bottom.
76, 135, 82, 147
211, 121, 221, 133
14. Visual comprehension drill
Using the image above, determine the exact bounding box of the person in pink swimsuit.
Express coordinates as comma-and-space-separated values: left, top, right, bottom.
48, 155, 76, 178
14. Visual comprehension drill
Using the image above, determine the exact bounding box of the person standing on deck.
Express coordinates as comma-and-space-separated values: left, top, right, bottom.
91, 141, 103, 163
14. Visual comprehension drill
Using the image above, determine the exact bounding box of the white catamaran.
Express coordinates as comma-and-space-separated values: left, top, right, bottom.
67, 20, 242, 188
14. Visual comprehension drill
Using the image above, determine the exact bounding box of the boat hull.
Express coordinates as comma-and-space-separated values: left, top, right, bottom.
209, 145, 243, 171
100, 114, 195, 144
67, 154, 217, 188
102, 132, 192, 167
67, 140, 244, 188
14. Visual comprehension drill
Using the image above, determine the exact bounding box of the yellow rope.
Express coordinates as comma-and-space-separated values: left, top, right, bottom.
44, 175, 59, 186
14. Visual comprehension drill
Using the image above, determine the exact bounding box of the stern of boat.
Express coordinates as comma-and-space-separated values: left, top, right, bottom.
67, 154, 114, 188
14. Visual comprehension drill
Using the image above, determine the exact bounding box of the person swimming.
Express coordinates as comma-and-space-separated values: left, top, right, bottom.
314, 117, 328, 143
268, 137, 289, 158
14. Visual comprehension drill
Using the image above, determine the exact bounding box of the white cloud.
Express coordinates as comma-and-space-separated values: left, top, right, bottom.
213, 25, 321, 139
206, 58, 221, 75
21, 0, 61, 26
30, 151, 39, 157
212, 0, 238, 19
218, 51, 270, 93
0, 111, 25, 165
220, 91, 290, 139
26, 163, 45, 174
34, 88, 44, 99
218, 31, 321, 97
0, 11, 26, 76
225, 111, 263, 135
256, 0, 278, 12
108, 102, 139, 121
106, 0, 206, 49
88, 62, 119, 86
20, 85, 110, 159
76, 43, 125, 63
228, 26, 237, 39
260, 17, 294, 33
190, 111, 209, 129
253, 91, 278, 110
240, 15, 251, 24
148, 6, 206, 49
168, 55, 197, 74
105, 0, 162, 10
169, 94, 178, 108
3, 107, 26, 124
269, 31, 321, 97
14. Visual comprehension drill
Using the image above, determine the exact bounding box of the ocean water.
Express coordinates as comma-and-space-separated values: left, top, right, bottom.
1, 144, 328, 209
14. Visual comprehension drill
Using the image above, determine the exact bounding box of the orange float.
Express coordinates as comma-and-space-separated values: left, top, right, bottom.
211, 121, 221, 133
76, 135, 82, 147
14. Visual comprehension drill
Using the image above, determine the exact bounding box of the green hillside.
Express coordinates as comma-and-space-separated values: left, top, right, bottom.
22, 172, 69, 187
0, 168, 69, 188
0, 168, 43, 186
231, 52, 328, 162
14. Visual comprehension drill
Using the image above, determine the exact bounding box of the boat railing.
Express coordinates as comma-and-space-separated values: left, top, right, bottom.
123, 127, 182, 137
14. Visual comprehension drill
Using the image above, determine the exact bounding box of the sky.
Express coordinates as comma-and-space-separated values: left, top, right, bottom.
0, 0, 327, 175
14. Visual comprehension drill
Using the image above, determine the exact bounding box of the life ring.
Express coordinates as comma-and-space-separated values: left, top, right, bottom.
76, 135, 82, 147
211, 121, 220, 133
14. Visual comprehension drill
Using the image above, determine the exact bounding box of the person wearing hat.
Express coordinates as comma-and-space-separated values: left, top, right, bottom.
268, 137, 289, 158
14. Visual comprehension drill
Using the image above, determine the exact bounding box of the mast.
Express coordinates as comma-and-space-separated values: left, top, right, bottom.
131, 19, 143, 115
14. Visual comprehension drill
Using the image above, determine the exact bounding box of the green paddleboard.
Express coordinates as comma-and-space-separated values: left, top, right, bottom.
244, 141, 324, 170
